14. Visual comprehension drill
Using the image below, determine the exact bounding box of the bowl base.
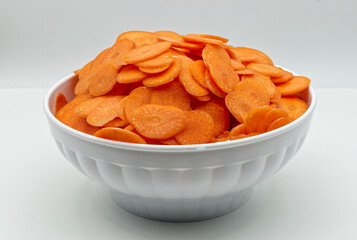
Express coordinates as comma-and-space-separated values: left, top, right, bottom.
111, 188, 253, 222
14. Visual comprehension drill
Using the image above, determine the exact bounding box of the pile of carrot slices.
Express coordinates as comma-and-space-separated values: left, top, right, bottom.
55, 30, 311, 145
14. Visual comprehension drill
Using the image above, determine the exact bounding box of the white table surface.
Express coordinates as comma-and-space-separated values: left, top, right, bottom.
0, 88, 356, 240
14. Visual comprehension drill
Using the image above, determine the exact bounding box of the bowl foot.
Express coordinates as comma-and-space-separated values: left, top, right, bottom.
110, 188, 253, 222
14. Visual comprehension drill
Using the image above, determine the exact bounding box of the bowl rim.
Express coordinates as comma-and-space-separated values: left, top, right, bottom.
44, 73, 317, 153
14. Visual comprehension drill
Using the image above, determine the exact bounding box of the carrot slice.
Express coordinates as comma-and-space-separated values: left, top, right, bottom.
117, 65, 148, 83
202, 43, 231, 65
278, 97, 308, 121
181, 35, 224, 45
117, 96, 129, 121
207, 53, 240, 93
236, 69, 255, 75
139, 62, 171, 73
160, 138, 180, 145
54, 93, 68, 114
76, 96, 109, 118
151, 80, 191, 111
157, 36, 205, 50
103, 117, 129, 128
175, 110, 214, 145
142, 57, 181, 87
267, 117, 291, 132
233, 49, 258, 62
247, 63, 284, 77
277, 76, 311, 96
256, 108, 289, 133
271, 70, 293, 83
187, 34, 229, 43
103, 38, 134, 69
154, 30, 184, 41
87, 96, 125, 126
229, 124, 247, 136
105, 82, 129, 96
193, 94, 211, 102
195, 101, 230, 137
242, 73, 281, 103
231, 59, 246, 71
225, 48, 242, 62
124, 86, 153, 123
116, 31, 158, 47
55, 93, 92, 120
94, 127, 146, 144
245, 106, 273, 133
121, 41, 172, 64
74, 61, 94, 95
234, 47, 273, 65
178, 55, 209, 97
225, 91, 262, 123
88, 64, 118, 96
234, 78, 270, 106
190, 60, 208, 88
205, 69, 227, 98
135, 51, 173, 68
132, 104, 186, 139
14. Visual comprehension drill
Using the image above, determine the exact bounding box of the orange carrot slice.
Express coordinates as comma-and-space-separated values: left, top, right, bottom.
225, 91, 262, 123
256, 108, 289, 133
76, 96, 109, 118
236, 69, 255, 75
116, 31, 158, 47
117, 96, 129, 121
103, 38, 134, 69
205, 69, 227, 98
191, 60, 208, 88
277, 76, 311, 96
74, 60, 94, 96
151, 80, 191, 111
267, 117, 291, 132
234, 78, 270, 106
234, 47, 273, 65
229, 124, 247, 136
202, 43, 231, 65
124, 86, 153, 123
157, 36, 205, 50
271, 70, 293, 83
138, 62, 171, 73
135, 51, 173, 68
54, 93, 68, 114
88, 64, 118, 96
187, 34, 229, 43
132, 104, 186, 139
278, 96, 309, 121
94, 127, 146, 144
195, 101, 230, 137
142, 57, 181, 87
55, 93, 92, 121
178, 55, 209, 97
231, 59, 246, 71
181, 35, 224, 45
87, 96, 125, 126
242, 73, 281, 103
175, 110, 214, 145
154, 30, 184, 41
193, 94, 211, 102
121, 41, 172, 64
247, 63, 284, 77
245, 106, 273, 133
160, 138, 180, 145
117, 65, 148, 83
103, 118, 129, 128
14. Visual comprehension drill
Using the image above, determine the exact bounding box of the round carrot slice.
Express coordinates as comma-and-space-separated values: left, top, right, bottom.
231, 59, 246, 71
267, 117, 291, 132
116, 31, 158, 47
256, 108, 289, 133
225, 91, 262, 123
271, 70, 293, 83
139, 62, 171, 73
142, 57, 181, 87
135, 51, 173, 68
117, 96, 129, 121
151, 80, 191, 111
160, 138, 180, 145
175, 110, 214, 145
229, 124, 247, 137
94, 128, 146, 144
233, 78, 270, 106
277, 76, 311, 96
117, 65, 148, 83
278, 97, 309, 121
87, 96, 125, 127
245, 106, 273, 133
234, 47, 273, 65
247, 63, 284, 77
76, 96, 109, 118
125, 86, 153, 123
205, 69, 227, 98
157, 36, 205, 50
103, 118, 129, 128
75, 60, 94, 95
195, 101, 230, 137
193, 94, 211, 102
89, 64, 118, 96
54, 93, 68, 114
187, 34, 229, 43
121, 41, 172, 64
181, 35, 224, 45
103, 38, 134, 69
154, 30, 184, 41
191, 60, 208, 88
207, 53, 240, 93
178, 55, 209, 97
202, 43, 231, 66
242, 73, 281, 103
132, 104, 186, 139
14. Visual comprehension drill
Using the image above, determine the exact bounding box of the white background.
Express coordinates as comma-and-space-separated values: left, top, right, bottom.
1, 0, 357, 88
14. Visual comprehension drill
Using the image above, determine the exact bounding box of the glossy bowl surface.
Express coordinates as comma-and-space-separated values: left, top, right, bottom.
44, 73, 316, 222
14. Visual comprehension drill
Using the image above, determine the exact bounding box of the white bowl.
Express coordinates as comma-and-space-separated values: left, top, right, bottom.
44, 73, 316, 222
